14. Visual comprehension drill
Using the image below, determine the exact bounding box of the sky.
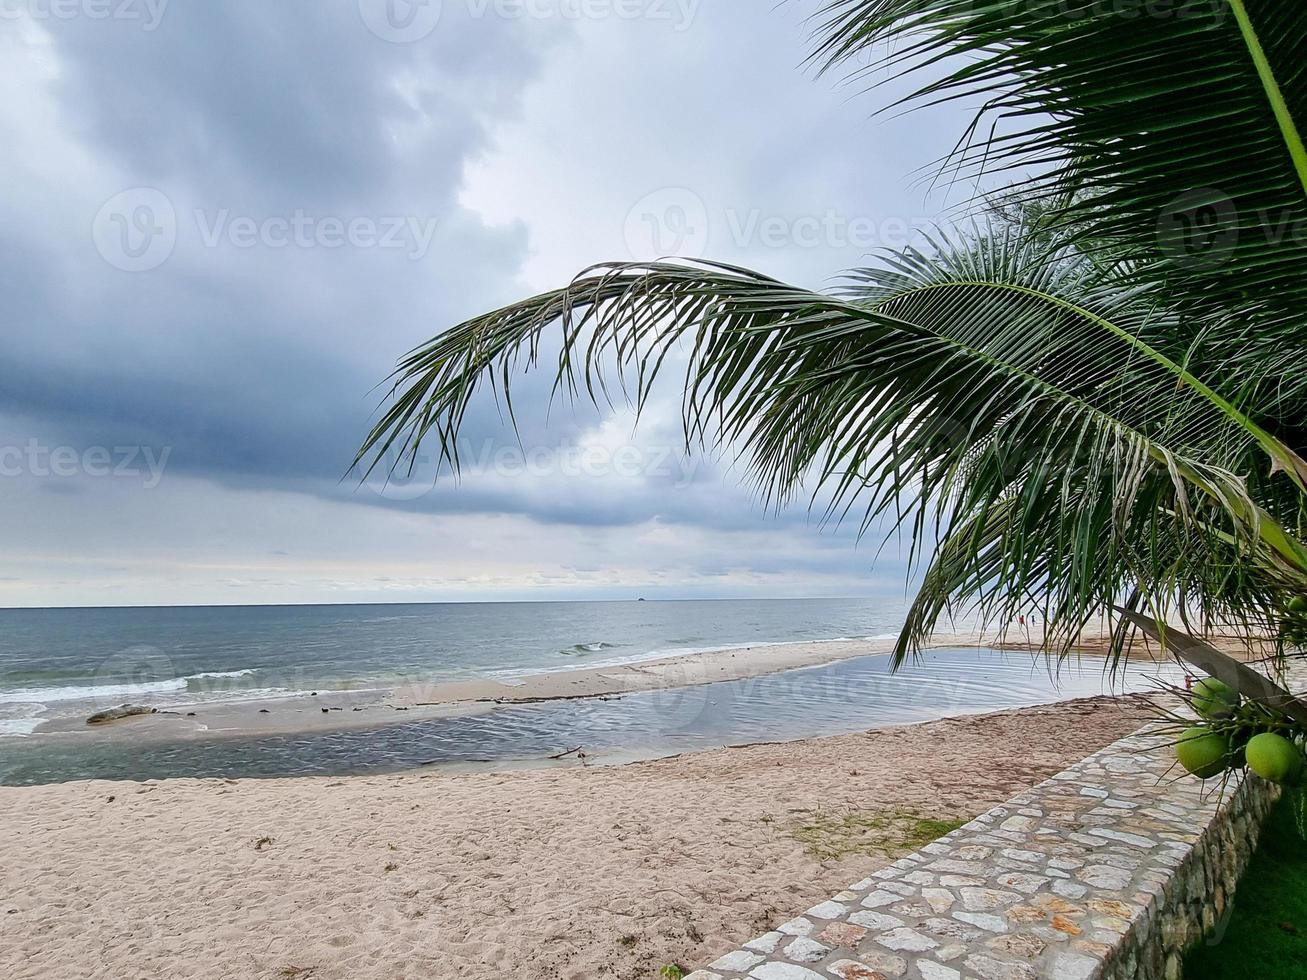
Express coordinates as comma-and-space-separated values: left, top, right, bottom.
0, 0, 973, 608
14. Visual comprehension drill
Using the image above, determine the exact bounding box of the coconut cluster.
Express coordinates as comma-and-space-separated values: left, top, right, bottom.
1282, 595, 1307, 646
1174, 677, 1305, 786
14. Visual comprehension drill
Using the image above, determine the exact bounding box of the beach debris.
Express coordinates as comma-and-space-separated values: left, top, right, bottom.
85, 704, 157, 725
321, 707, 329, 713
254, 836, 274, 851
548, 745, 585, 761
259, 709, 270, 714
659, 967, 686, 979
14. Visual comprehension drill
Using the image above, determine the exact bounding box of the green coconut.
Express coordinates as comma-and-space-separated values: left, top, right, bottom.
1175, 727, 1230, 779
1245, 732, 1304, 785
1289, 596, 1307, 615
1191, 677, 1241, 719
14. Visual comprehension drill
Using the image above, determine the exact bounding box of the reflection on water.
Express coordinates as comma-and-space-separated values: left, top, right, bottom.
0, 649, 1178, 786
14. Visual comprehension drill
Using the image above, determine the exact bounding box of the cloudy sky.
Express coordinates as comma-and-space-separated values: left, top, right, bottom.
0, 0, 971, 608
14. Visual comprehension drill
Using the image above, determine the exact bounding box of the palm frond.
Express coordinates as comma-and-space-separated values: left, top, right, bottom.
356, 225, 1307, 655
809, 0, 1307, 321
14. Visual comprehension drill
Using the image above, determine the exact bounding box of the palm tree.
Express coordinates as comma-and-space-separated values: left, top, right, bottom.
356, 0, 1307, 705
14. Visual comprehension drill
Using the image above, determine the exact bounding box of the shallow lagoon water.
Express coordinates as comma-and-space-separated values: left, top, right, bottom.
0, 648, 1179, 786
0, 598, 914, 735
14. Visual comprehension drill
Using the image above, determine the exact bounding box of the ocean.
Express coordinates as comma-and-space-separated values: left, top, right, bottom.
0, 599, 1177, 785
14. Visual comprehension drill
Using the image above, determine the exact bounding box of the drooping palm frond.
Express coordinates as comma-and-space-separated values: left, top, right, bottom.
356, 225, 1307, 658
809, 0, 1307, 323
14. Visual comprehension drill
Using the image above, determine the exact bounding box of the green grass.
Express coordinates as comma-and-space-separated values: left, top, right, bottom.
784, 808, 968, 862
1185, 796, 1307, 979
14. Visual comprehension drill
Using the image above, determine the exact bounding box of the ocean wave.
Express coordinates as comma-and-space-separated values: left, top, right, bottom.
0, 668, 267, 706
185, 669, 257, 682
557, 642, 621, 656
0, 703, 46, 738
484, 635, 901, 679
0, 717, 43, 738
166, 686, 306, 707
0, 677, 188, 704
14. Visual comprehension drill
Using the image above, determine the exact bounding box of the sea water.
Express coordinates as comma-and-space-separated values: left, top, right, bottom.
0, 599, 1175, 785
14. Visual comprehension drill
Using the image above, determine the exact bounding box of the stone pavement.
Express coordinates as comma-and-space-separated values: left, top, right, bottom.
688, 726, 1278, 980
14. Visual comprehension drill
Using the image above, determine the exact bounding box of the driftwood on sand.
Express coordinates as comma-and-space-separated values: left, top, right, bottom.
85, 705, 157, 725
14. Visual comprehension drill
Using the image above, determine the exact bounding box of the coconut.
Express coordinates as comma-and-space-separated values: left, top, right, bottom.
1175, 726, 1230, 779
1245, 732, 1304, 785
1191, 677, 1241, 719
1289, 596, 1307, 615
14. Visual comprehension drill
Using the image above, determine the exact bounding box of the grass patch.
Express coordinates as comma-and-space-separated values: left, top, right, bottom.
1185, 795, 1307, 980
784, 807, 968, 862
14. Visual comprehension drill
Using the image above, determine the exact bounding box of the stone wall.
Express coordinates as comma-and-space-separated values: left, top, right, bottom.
689, 725, 1281, 980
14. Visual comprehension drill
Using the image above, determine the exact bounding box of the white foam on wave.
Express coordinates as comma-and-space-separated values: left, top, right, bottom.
485, 634, 902, 680
0, 703, 48, 738
166, 686, 314, 707
0, 668, 265, 707
0, 677, 188, 705
186, 669, 257, 681
0, 717, 43, 738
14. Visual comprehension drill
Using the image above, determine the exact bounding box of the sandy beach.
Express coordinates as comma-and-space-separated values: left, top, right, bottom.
0, 694, 1151, 980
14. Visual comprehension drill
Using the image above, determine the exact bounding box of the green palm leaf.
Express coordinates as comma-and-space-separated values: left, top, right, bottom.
360, 2, 1307, 677
809, 0, 1307, 322
356, 226, 1307, 656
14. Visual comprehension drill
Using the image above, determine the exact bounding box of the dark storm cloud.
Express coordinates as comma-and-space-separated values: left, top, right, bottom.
1, 3, 584, 507
48, 2, 538, 203
0, 2, 954, 555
